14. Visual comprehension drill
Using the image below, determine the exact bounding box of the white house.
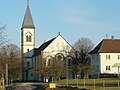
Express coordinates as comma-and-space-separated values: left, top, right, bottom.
21, 3, 76, 81
89, 38, 120, 78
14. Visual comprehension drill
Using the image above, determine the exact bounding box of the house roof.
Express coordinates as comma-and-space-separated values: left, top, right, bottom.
35, 37, 56, 55
89, 39, 120, 54
22, 5, 35, 29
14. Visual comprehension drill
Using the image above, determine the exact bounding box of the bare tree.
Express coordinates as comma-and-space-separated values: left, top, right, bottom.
40, 54, 67, 82
0, 44, 21, 81
47, 57, 66, 81
0, 25, 7, 47
39, 58, 47, 82
73, 37, 94, 78
73, 37, 94, 64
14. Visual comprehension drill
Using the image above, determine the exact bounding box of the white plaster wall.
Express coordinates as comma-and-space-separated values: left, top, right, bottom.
43, 35, 74, 57
100, 53, 120, 74
22, 28, 35, 54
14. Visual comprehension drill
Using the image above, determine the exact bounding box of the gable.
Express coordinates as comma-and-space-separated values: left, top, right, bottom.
44, 35, 75, 53
35, 34, 76, 56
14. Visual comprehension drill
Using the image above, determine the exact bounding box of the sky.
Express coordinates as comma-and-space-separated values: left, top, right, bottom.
0, 0, 120, 48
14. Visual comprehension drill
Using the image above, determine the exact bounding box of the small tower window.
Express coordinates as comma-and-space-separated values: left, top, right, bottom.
29, 36, 32, 42
26, 35, 32, 42
26, 35, 29, 42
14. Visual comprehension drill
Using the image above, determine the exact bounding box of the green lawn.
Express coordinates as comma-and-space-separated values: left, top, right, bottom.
56, 78, 120, 90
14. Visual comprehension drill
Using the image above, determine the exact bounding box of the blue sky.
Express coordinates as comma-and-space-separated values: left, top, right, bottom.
0, 0, 120, 48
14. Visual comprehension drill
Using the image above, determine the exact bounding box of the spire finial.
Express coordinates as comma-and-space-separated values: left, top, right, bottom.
58, 32, 60, 35
27, 0, 29, 5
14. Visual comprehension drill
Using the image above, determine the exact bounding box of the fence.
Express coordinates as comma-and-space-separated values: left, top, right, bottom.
57, 79, 120, 90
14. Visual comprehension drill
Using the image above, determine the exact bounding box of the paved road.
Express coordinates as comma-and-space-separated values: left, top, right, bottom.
10, 83, 43, 90
7, 83, 82, 90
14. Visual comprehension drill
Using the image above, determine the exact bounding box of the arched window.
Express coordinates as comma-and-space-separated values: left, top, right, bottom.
26, 35, 29, 42
66, 56, 73, 66
55, 53, 64, 64
55, 53, 64, 60
29, 35, 32, 42
26, 35, 32, 42
48, 59, 52, 66
46, 56, 53, 66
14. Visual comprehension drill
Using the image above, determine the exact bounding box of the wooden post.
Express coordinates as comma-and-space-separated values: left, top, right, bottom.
94, 79, 95, 90
77, 77, 78, 87
5, 63, 8, 86
103, 80, 105, 90
84, 78, 85, 88
118, 82, 119, 89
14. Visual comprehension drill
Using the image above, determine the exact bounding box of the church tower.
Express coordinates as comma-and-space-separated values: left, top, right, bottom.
21, 2, 35, 81
21, 4, 35, 54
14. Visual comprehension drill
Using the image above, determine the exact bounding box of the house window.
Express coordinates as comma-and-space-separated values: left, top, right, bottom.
118, 55, 120, 59
106, 65, 110, 70
106, 55, 110, 59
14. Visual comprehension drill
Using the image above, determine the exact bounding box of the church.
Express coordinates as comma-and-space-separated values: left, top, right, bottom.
21, 3, 76, 81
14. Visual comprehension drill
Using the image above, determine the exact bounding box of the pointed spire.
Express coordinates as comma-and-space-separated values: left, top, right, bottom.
27, 0, 29, 6
22, 3, 35, 29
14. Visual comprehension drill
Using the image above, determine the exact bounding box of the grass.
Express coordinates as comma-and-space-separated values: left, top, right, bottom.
56, 78, 120, 90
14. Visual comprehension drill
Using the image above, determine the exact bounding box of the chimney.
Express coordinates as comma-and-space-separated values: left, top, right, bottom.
111, 35, 114, 40
106, 34, 108, 39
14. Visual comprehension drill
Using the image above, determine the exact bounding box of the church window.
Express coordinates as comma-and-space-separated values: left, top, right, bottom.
48, 59, 52, 66
26, 35, 32, 42
55, 53, 64, 60
68, 58, 72, 66
26, 35, 29, 42
57, 55, 62, 60
66, 56, 73, 66
55, 53, 64, 64
46, 56, 53, 66
29, 35, 32, 42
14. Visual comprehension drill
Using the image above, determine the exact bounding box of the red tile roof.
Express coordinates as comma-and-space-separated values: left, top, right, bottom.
89, 39, 120, 54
